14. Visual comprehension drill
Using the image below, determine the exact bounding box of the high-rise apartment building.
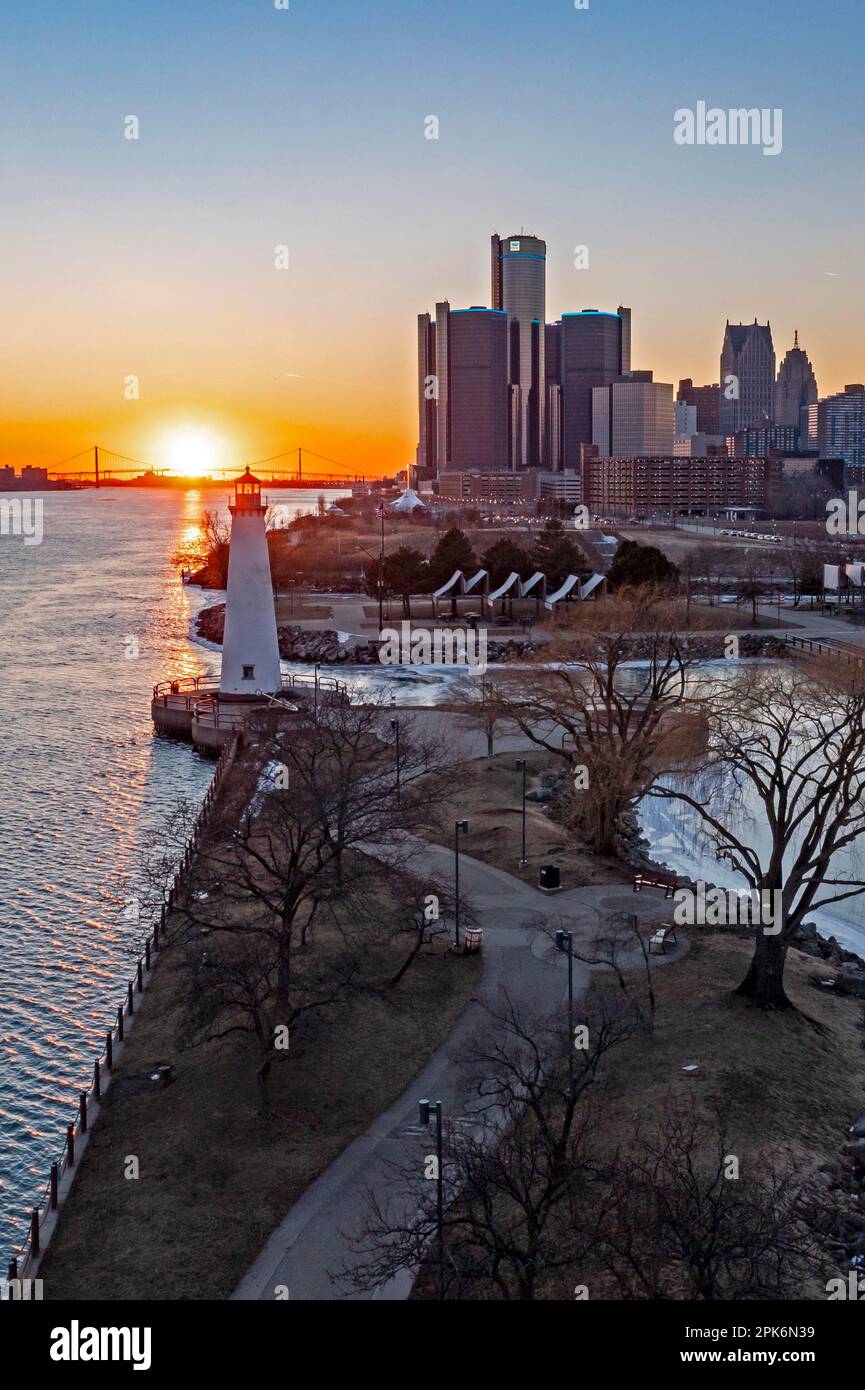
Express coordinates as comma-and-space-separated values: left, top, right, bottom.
819, 384, 865, 469
774, 331, 818, 429
719, 320, 775, 435
677, 378, 721, 435
592, 372, 675, 458
491, 232, 546, 469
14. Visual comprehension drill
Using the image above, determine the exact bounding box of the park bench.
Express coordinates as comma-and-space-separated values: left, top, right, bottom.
649, 924, 679, 955
633, 868, 677, 898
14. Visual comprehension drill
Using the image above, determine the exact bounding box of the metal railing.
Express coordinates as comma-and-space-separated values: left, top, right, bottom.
4, 736, 239, 1294
784, 635, 865, 666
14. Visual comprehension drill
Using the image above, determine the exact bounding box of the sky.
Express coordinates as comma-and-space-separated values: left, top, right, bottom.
1, 0, 863, 476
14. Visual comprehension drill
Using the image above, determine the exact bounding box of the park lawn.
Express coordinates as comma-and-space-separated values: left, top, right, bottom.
38, 822, 482, 1301
415, 930, 865, 1300
421, 749, 625, 888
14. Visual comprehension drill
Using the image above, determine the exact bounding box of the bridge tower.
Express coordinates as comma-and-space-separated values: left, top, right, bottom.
220, 468, 282, 697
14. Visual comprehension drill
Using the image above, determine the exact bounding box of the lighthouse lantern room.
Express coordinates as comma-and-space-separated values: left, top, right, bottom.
219, 468, 282, 698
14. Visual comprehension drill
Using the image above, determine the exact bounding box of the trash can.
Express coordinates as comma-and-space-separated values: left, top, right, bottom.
539, 864, 561, 892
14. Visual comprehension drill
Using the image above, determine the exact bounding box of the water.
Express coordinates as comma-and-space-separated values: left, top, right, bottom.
0, 486, 346, 1260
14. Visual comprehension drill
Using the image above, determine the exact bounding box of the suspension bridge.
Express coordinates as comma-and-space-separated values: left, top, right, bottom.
45, 445, 366, 488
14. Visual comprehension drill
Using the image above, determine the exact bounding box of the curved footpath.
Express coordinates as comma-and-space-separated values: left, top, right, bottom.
233, 839, 684, 1301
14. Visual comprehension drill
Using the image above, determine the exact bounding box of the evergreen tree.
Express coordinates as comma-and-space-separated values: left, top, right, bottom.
607, 539, 679, 591
480, 538, 532, 588
428, 528, 476, 589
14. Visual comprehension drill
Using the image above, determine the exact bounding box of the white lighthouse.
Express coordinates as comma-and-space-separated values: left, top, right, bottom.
220, 468, 282, 697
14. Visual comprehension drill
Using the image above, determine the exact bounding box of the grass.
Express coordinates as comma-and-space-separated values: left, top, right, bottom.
420, 749, 625, 888
38, 877, 481, 1301
591, 930, 864, 1162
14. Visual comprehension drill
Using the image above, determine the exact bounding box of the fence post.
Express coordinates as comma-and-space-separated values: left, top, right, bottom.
106, 1031, 113, 1069
127, 982, 134, 1016
79, 1092, 87, 1135
137, 960, 143, 993
8, 1258, 17, 1293
117, 1005, 124, 1042
94, 1058, 101, 1100
50, 1162, 59, 1210
67, 1124, 75, 1168
30, 1209, 40, 1258
145, 939, 151, 971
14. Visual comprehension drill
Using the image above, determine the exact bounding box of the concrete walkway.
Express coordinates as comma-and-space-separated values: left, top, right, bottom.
233, 839, 683, 1301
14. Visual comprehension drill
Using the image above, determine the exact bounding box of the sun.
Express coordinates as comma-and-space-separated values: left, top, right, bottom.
160, 426, 227, 478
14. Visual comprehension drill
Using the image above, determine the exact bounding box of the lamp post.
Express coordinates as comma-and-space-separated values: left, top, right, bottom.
313, 662, 320, 722
555, 928, 575, 1091
419, 1098, 445, 1299
515, 758, 528, 867
390, 717, 401, 805
376, 502, 386, 628
454, 819, 468, 947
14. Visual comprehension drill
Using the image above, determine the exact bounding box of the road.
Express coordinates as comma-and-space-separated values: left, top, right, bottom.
232, 840, 682, 1301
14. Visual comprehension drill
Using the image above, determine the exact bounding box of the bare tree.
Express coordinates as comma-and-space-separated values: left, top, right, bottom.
652, 659, 865, 1008
599, 1103, 829, 1300
495, 591, 701, 857
449, 670, 510, 759
344, 993, 640, 1300
155, 700, 461, 1109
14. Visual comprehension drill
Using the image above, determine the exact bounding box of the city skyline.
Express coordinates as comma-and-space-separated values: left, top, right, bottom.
2, 0, 864, 475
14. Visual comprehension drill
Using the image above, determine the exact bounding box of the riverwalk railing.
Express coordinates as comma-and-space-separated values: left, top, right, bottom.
4, 734, 239, 1295
784, 634, 865, 665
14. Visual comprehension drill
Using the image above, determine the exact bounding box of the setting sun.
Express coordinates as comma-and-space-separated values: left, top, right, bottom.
160, 426, 228, 478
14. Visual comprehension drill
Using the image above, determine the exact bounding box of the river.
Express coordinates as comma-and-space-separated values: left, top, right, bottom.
0, 486, 347, 1261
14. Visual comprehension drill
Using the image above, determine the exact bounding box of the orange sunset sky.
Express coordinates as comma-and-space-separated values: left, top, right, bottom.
2, 1, 863, 478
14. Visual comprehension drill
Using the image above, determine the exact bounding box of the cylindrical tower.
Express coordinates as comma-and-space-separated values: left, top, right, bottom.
220, 468, 282, 697
493, 233, 546, 469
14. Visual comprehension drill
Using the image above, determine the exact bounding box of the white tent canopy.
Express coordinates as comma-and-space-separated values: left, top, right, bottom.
389, 488, 428, 513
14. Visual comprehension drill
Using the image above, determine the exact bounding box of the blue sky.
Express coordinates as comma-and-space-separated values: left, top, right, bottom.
1, 0, 862, 470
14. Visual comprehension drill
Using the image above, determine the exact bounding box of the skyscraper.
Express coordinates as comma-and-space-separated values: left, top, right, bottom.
719, 320, 775, 436
416, 312, 437, 479
556, 310, 624, 471
775, 330, 818, 430
448, 308, 510, 471
491, 232, 546, 469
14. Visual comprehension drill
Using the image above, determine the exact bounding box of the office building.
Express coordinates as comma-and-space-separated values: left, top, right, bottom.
592, 372, 675, 458
675, 401, 697, 438
677, 378, 720, 435
417, 303, 510, 474
447, 308, 510, 472
491, 232, 546, 469
719, 320, 775, 435
556, 310, 625, 471
416, 312, 438, 479
775, 331, 818, 429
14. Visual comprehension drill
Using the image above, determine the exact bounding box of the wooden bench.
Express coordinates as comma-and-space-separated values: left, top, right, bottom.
633, 869, 677, 898
649, 924, 679, 955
